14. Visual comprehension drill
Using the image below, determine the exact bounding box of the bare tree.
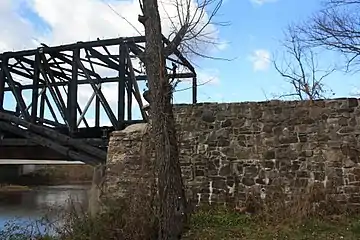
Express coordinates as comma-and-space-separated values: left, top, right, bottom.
297, 0, 360, 73
161, 0, 227, 59
138, 0, 224, 239
274, 27, 335, 100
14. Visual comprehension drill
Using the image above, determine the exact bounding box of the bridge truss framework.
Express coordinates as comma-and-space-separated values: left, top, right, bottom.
0, 36, 197, 165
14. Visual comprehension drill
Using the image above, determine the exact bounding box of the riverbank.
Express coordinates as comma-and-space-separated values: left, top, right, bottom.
0, 165, 94, 187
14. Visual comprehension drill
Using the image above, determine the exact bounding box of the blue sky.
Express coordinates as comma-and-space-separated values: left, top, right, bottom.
193, 0, 359, 102
0, 0, 359, 124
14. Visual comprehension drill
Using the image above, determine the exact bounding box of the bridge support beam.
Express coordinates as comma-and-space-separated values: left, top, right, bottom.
68, 48, 79, 134
31, 52, 40, 123
0, 67, 4, 110
118, 44, 126, 128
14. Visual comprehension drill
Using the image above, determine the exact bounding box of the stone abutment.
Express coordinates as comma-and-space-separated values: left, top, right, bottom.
103, 98, 360, 208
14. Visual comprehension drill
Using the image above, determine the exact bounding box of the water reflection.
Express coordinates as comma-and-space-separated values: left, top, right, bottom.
0, 184, 90, 228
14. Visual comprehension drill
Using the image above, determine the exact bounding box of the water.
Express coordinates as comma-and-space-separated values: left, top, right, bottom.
0, 184, 91, 232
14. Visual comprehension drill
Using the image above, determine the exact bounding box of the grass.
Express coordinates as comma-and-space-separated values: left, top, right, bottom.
184, 206, 360, 240
2, 197, 360, 240
182, 182, 360, 239
3, 206, 360, 240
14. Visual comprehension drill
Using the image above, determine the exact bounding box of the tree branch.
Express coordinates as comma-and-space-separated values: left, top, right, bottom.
164, 23, 190, 57
274, 26, 335, 101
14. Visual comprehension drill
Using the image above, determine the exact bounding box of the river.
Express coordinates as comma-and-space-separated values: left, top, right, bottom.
0, 184, 91, 234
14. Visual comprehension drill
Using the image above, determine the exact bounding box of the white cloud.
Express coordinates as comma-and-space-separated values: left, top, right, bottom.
176, 68, 220, 87
31, 0, 143, 45
0, 0, 38, 52
197, 68, 221, 85
249, 49, 271, 72
350, 86, 360, 97
250, 0, 278, 5
0, 0, 225, 54
26, 0, 224, 53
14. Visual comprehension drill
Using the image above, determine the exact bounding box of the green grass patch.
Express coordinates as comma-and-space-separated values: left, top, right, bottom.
184, 207, 360, 240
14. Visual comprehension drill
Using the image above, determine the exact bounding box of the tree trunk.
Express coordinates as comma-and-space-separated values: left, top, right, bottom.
141, 0, 187, 239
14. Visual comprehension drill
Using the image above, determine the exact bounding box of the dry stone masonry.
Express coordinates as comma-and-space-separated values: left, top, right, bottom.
105, 98, 360, 208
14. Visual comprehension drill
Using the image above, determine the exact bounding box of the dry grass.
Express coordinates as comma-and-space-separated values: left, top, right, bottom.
184, 181, 360, 239
245, 183, 350, 225
55, 194, 157, 240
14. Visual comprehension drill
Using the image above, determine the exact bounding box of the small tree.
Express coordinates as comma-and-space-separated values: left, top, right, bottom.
138, 0, 224, 239
274, 27, 335, 100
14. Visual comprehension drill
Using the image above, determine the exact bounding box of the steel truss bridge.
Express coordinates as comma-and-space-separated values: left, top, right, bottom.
0, 36, 197, 165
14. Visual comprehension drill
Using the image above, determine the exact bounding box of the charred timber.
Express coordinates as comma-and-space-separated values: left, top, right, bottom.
2, 73, 195, 91
0, 36, 146, 58
0, 121, 100, 164
0, 111, 107, 160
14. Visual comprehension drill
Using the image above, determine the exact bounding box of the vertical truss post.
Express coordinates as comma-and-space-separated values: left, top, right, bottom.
192, 76, 197, 104
126, 46, 132, 121
0, 66, 4, 110
68, 48, 79, 134
127, 72, 132, 121
95, 88, 100, 127
39, 88, 46, 123
126, 52, 148, 121
31, 52, 40, 123
118, 43, 126, 126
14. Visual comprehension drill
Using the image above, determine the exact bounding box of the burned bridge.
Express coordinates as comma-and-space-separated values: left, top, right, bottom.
0, 36, 196, 165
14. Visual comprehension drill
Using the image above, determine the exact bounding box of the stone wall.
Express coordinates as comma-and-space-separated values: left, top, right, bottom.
105, 98, 360, 207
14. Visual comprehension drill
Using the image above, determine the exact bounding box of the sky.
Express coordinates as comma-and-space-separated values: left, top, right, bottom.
0, 0, 359, 124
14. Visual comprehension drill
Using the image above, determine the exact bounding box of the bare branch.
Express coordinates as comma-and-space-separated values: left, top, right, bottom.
160, 0, 227, 58
274, 26, 335, 101
101, 0, 143, 36
297, 0, 360, 73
